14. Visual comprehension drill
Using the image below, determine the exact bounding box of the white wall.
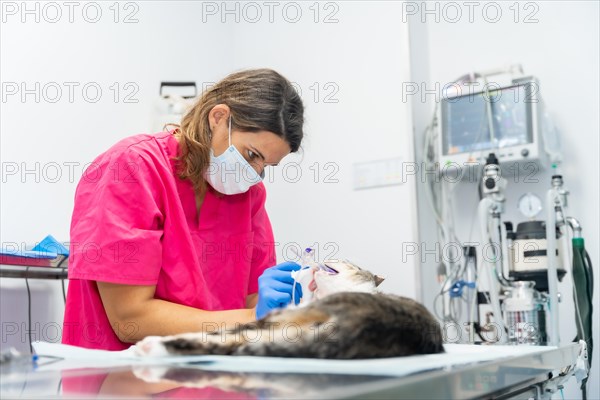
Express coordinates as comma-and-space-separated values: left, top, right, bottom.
230, 1, 418, 297
1, 2, 233, 242
1, 1, 418, 352
1, 1, 233, 352
410, 2, 599, 399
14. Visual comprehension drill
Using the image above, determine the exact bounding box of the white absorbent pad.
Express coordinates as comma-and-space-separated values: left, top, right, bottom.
32, 341, 557, 377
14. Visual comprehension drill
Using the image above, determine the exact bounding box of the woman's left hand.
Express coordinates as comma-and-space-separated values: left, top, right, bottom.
255, 261, 303, 319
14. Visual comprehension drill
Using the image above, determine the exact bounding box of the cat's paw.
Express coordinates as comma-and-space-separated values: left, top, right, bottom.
134, 336, 171, 357
132, 365, 170, 382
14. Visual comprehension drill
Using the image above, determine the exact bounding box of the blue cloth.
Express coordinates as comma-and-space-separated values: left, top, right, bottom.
31, 234, 69, 256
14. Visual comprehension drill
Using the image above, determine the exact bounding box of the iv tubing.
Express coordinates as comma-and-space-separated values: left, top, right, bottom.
478, 198, 508, 343
545, 189, 561, 346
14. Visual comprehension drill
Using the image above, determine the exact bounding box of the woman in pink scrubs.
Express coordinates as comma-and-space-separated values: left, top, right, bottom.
62, 69, 305, 350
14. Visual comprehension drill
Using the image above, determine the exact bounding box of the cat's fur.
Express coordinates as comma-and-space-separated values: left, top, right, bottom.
135, 260, 444, 359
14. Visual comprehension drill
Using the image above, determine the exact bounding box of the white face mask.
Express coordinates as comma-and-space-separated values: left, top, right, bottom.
204, 115, 264, 195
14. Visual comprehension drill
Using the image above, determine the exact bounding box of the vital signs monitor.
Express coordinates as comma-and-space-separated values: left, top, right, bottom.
438, 77, 544, 170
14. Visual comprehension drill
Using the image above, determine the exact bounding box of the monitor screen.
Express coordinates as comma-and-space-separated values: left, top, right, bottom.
441, 83, 534, 156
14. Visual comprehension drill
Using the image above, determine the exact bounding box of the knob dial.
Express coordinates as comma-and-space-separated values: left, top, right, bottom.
518, 192, 542, 218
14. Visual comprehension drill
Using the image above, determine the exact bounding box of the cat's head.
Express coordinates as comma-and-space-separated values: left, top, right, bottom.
311, 260, 384, 300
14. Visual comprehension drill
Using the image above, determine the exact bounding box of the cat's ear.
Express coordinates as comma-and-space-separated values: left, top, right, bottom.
374, 275, 385, 287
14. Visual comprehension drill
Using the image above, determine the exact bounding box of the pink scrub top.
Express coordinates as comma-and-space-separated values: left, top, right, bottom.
62, 132, 275, 350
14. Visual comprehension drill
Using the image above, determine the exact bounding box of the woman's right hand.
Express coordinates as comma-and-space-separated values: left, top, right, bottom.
256, 261, 303, 319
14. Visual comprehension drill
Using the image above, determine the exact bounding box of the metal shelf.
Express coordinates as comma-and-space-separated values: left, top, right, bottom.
0, 264, 68, 280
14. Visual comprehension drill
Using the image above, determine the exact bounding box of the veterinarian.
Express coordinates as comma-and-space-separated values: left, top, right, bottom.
62, 69, 305, 350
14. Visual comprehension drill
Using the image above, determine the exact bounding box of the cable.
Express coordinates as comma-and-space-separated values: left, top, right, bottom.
424, 105, 458, 322
421, 108, 445, 228
61, 280, 66, 305
427, 70, 516, 334
18, 368, 28, 398
56, 256, 67, 268
584, 250, 594, 297
423, 109, 458, 324
24, 266, 33, 354
556, 203, 588, 350
434, 259, 471, 324
582, 250, 594, 399
425, 78, 492, 252
56, 256, 67, 304
433, 292, 444, 321
570, 241, 587, 347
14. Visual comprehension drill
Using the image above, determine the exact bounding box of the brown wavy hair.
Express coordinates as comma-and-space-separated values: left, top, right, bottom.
171, 68, 305, 194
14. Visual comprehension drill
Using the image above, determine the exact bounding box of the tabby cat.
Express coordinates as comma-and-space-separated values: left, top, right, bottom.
135, 260, 444, 359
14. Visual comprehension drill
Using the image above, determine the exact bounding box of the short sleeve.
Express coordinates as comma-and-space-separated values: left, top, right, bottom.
68, 147, 165, 285
247, 183, 276, 294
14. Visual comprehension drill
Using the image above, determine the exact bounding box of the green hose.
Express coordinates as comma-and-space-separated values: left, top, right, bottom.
572, 237, 593, 395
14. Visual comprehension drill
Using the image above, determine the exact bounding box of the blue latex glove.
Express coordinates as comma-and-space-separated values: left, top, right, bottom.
256, 261, 303, 319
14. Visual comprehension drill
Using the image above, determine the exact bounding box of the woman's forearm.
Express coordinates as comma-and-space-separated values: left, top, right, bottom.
97, 281, 256, 343
114, 298, 256, 343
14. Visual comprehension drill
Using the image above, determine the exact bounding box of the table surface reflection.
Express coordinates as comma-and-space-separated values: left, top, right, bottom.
0, 343, 581, 399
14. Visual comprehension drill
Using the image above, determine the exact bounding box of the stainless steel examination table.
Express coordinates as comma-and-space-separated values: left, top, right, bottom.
0, 342, 586, 399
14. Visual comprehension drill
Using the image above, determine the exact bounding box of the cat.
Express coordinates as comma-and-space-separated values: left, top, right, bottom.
135, 260, 444, 359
